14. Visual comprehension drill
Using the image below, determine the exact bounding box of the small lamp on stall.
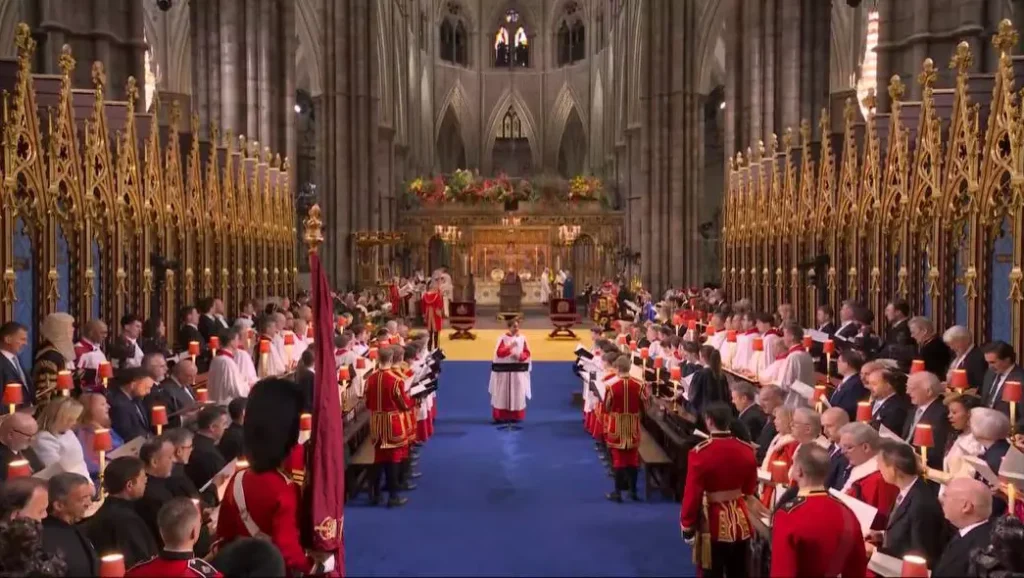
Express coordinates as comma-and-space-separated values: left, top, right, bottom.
356, 356, 366, 370
628, 340, 638, 353
812, 385, 828, 413
283, 332, 295, 368
770, 459, 790, 485
640, 347, 649, 374
910, 359, 926, 374
751, 337, 765, 377
913, 423, 934, 465
194, 388, 208, 404
56, 370, 73, 396
900, 555, 929, 578
950, 369, 968, 393
93, 428, 113, 490
151, 405, 167, 435
338, 366, 351, 389
188, 341, 200, 365
653, 356, 663, 382
99, 553, 126, 578
368, 348, 379, 365
245, 329, 255, 352
856, 401, 872, 423
209, 336, 220, 357
299, 413, 313, 442
258, 340, 271, 377
97, 361, 113, 388
725, 330, 738, 367
6, 459, 30, 479
307, 324, 315, 342
3, 383, 22, 415
1004, 381, 1022, 432
823, 339, 835, 379
705, 325, 716, 341
802, 335, 813, 351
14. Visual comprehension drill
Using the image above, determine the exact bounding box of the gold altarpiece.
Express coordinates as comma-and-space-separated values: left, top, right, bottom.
0, 24, 297, 352
398, 204, 623, 305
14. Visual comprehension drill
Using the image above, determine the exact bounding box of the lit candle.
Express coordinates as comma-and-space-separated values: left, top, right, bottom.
151, 406, 168, 435
3, 383, 22, 415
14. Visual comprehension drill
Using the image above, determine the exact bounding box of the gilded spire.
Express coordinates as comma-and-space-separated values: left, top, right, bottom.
950, 41, 973, 76
993, 18, 1018, 55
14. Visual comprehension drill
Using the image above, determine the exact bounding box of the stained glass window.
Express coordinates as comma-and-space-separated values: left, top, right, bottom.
494, 9, 529, 67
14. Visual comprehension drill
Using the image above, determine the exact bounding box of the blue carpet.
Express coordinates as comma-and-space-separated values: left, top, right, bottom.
345, 361, 695, 577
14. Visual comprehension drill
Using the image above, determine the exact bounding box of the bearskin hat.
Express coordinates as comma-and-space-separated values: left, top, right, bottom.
244, 378, 305, 472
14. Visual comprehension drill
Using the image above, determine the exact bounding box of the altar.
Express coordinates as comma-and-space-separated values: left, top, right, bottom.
475, 280, 545, 306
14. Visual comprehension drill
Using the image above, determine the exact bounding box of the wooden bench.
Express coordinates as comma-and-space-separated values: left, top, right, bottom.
639, 426, 672, 501
345, 437, 376, 501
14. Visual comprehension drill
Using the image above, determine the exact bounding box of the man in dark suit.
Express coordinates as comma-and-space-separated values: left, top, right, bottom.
197, 297, 230, 343
820, 407, 850, 489
218, 397, 247, 462
136, 437, 212, 556
155, 359, 198, 428
294, 349, 315, 413
754, 385, 785, 464
0, 412, 43, 480
42, 473, 98, 577
867, 367, 911, 435
0, 321, 33, 412
185, 405, 229, 492
107, 366, 157, 442
881, 299, 915, 370
834, 300, 861, 340
815, 304, 837, 336
84, 456, 159, 568
108, 314, 145, 370
869, 440, 948, 563
933, 478, 993, 577
177, 305, 205, 353
943, 325, 988, 391
900, 371, 951, 470
980, 341, 1024, 418
830, 350, 870, 421
729, 381, 766, 442
909, 316, 953, 379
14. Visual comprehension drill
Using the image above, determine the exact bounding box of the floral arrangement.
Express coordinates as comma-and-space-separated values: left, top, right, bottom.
406, 171, 604, 205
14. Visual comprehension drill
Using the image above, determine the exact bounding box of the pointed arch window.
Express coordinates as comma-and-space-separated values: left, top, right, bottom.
440, 2, 469, 66
498, 107, 524, 140
495, 9, 529, 67
556, 2, 585, 67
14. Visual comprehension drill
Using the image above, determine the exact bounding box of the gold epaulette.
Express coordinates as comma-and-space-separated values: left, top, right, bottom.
693, 438, 713, 452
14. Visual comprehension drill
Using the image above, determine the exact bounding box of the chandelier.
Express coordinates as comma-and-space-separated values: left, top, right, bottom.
434, 225, 462, 244
558, 224, 581, 244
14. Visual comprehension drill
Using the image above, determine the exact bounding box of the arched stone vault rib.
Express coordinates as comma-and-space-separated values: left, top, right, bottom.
546, 0, 588, 30
482, 87, 542, 173
696, 0, 726, 95
0, 0, 19, 59
435, 79, 475, 166
296, 0, 323, 96
548, 82, 589, 167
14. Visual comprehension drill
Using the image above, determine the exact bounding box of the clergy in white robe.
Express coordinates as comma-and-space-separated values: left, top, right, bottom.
235, 347, 259, 389
488, 320, 532, 423
731, 324, 759, 371
744, 319, 785, 377
758, 324, 815, 406
208, 345, 250, 405
539, 268, 552, 304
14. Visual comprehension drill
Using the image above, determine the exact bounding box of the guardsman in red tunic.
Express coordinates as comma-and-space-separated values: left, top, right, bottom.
215, 378, 335, 576
421, 280, 445, 351
128, 497, 223, 577
365, 345, 413, 507
391, 345, 419, 492
770, 443, 867, 578
604, 355, 648, 502
680, 402, 758, 578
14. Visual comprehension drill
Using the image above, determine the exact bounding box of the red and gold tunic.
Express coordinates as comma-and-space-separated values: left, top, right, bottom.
421, 290, 444, 331
770, 489, 868, 578
680, 433, 758, 571
364, 367, 412, 463
603, 375, 648, 468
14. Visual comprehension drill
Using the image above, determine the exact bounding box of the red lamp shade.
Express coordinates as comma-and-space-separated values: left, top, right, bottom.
752, 337, 764, 352
812, 385, 827, 403
910, 359, 926, 374
99, 554, 126, 578
687, 320, 697, 331
390, 335, 399, 345
706, 326, 717, 337
2, 383, 22, 406
336, 316, 347, 329
306, 326, 314, 339
338, 366, 351, 381
727, 330, 738, 343
208, 336, 220, 350
1004, 381, 1023, 403
672, 315, 683, 327
6, 459, 30, 479
629, 341, 638, 352
93, 428, 113, 452
770, 460, 790, 484
194, 388, 208, 403
56, 370, 74, 391
802, 336, 813, 350
640, 348, 649, 360
150, 406, 168, 426
856, 401, 872, 422
97, 361, 113, 379
616, 335, 627, 345
900, 555, 929, 578
368, 348, 379, 360
823, 339, 835, 355
913, 424, 934, 447
670, 367, 682, 381
299, 413, 313, 432
259, 339, 271, 354
950, 369, 968, 390
188, 341, 200, 356
356, 357, 367, 369
247, 328, 256, 341
654, 357, 664, 369
284, 333, 295, 346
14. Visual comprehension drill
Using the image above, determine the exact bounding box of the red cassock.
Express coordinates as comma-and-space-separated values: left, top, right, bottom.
680, 433, 758, 571
603, 376, 647, 468
127, 551, 223, 578
389, 283, 402, 315
760, 439, 798, 508
216, 469, 314, 576
846, 469, 899, 530
421, 290, 444, 331
589, 371, 616, 440
364, 368, 412, 463
770, 489, 868, 578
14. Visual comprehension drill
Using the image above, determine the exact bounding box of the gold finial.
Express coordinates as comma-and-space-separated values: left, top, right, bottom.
758, 139, 765, 160
225, 130, 235, 152
263, 146, 271, 164
210, 121, 220, 143
282, 156, 290, 172
126, 76, 139, 105
190, 113, 199, 136
91, 61, 107, 91
238, 135, 247, 157
888, 75, 905, 102
800, 118, 811, 145
736, 150, 745, 167
844, 98, 855, 124
746, 146, 752, 164
768, 133, 778, 157
782, 127, 793, 151
58, 45, 75, 76
917, 58, 937, 89
170, 100, 181, 129
950, 41, 974, 75
14, 23, 35, 59
248, 139, 259, 158
273, 153, 282, 169
862, 87, 878, 112
994, 19, 1019, 55
303, 204, 324, 254
820, 106, 831, 135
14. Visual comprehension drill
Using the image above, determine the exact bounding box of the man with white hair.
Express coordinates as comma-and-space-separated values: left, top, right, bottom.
934, 477, 993, 576
943, 325, 987, 390
837, 421, 899, 529
970, 408, 1011, 495
901, 370, 951, 470
908, 316, 952, 378
819, 407, 850, 489
774, 408, 830, 507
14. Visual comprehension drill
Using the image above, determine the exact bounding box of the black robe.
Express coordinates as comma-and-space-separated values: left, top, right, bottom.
137, 474, 212, 556
42, 517, 98, 576
83, 496, 158, 567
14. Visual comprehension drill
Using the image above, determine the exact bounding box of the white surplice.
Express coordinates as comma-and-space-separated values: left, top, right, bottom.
744, 333, 784, 376
758, 346, 814, 406
235, 348, 259, 388
540, 270, 551, 304
263, 335, 288, 376
731, 332, 756, 371
488, 333, 532, 412
336, 349, 365, 397
208, 350, 250, 404
707, 331, 727, 351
